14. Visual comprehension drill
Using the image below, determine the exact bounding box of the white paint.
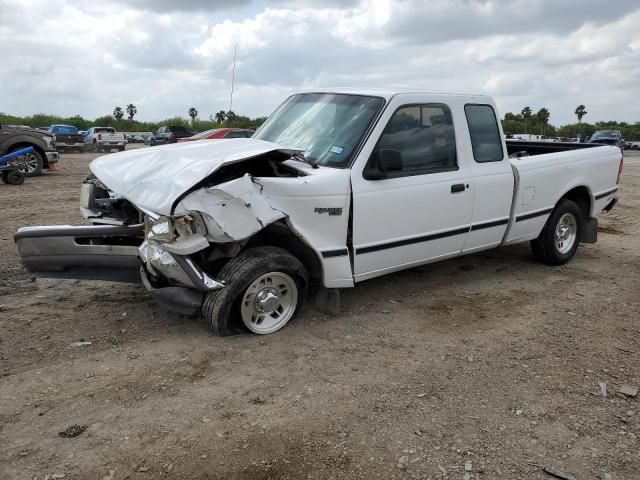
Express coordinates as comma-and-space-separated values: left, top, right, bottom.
89, 138, 299, 215
87, 90, 621, 290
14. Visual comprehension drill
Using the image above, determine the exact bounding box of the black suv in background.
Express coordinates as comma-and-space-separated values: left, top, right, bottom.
588, 130, 625, 150
149, 126, 193, 146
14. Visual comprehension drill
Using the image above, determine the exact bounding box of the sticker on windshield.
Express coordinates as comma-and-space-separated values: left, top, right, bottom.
329, 145, 344, 155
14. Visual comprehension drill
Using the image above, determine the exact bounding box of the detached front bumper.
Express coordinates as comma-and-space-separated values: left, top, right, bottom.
15, 223, 225, 316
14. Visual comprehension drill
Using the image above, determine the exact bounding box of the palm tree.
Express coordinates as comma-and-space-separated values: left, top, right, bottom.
113, 106, 124, 120
521, 106, 532, 134
575, 105, 587, 134
188, 107, 198, 124
537, 108, 550, 136
214, 110, 226, 124
126, 104, 137, 122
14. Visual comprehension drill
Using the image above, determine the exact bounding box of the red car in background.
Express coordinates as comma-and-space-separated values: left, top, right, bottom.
177, 128, 254, 142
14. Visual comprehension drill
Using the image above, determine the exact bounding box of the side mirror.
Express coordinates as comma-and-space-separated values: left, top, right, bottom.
379, 149, 402, 172
366, 148, 403, 179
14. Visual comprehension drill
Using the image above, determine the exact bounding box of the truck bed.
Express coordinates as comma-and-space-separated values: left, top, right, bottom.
506, 140, 601, 156
505, 144, 621, 244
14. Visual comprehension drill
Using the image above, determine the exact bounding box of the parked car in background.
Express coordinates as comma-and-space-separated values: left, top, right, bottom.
588, 130, 625, 150
84, 127, 126, 152
177, 128, 254, 142
0, 124, 59, 176
47, 124, 85, 153
149, 126, 193, 146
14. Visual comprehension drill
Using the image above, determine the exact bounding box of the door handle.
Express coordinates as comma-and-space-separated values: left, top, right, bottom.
451, 183, 466, 193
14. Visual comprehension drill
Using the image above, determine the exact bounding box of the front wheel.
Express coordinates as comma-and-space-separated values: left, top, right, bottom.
202, 246, 308, 336
12, 147, 43, 177
530, 199, 581, 265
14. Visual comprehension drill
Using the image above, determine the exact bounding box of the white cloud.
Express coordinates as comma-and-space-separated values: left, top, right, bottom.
1, 0, 639, 125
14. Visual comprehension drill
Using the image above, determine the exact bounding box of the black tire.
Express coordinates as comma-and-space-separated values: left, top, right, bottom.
3, 170, 25, 185
202, 246, 308, 336
530, 199, 581, 265
11, 146, 43, 177
118, 146, 125, 152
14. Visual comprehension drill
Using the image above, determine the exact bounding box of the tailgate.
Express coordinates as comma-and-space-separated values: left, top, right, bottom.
104, 133, 124, 141
15, 224, 144, 283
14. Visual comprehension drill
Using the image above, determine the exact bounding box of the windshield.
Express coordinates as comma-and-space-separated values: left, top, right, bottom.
592, 130, 619, 139
253, 93, 385, 168
95, 127, 115, 133
52, 125, 77, 134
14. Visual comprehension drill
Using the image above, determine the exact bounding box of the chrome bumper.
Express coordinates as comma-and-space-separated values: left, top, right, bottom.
54, 143, 84, 148
138, 240, 225, 291
15, 224, 143, 283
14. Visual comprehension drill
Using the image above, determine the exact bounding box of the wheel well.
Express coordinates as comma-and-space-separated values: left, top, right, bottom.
561, 186, 591, 220
246, 222, 323, 283
9, 142, 47, 167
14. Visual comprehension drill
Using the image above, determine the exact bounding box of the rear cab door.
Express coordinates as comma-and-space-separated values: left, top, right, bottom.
349, 93, 476, 281
461, 102, 514, 253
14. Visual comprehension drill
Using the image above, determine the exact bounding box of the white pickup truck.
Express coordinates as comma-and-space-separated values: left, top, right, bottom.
84, 127, 126, 152
15, 89, 622, 336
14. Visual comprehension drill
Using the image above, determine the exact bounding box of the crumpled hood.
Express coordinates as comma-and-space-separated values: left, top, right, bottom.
89, 139, 298, 215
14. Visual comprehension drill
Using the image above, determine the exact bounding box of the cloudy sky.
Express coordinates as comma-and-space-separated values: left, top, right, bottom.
1, 0, 639, 125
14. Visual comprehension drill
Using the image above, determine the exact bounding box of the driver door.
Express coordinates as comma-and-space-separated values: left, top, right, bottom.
350, 97, 474, 281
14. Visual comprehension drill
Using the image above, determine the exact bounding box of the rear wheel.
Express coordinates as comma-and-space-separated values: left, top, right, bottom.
530, 199, 581, 265
202, 246, 308, 336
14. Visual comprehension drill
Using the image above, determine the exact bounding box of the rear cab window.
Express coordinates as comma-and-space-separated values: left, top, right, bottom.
464, 104, 504, 162
52, 125, 78, 134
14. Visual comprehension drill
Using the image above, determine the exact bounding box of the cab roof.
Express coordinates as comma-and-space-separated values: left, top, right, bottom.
295, 87, 492, 102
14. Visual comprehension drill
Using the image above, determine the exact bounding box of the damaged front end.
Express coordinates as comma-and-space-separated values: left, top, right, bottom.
16, 139, 324, 317
137, 214, 227, 316
137, 173, 292, 314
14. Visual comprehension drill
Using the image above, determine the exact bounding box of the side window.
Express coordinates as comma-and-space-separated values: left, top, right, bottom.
464, 104, 504, 162
366, 103, 457, 178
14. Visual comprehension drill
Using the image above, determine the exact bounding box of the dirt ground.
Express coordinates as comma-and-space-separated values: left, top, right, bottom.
1, 147, 639, 480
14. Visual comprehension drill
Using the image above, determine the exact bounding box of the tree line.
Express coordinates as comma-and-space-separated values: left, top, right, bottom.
502, 104, 640, 140
2, 103, 639, 140
0, 105, 267, 133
